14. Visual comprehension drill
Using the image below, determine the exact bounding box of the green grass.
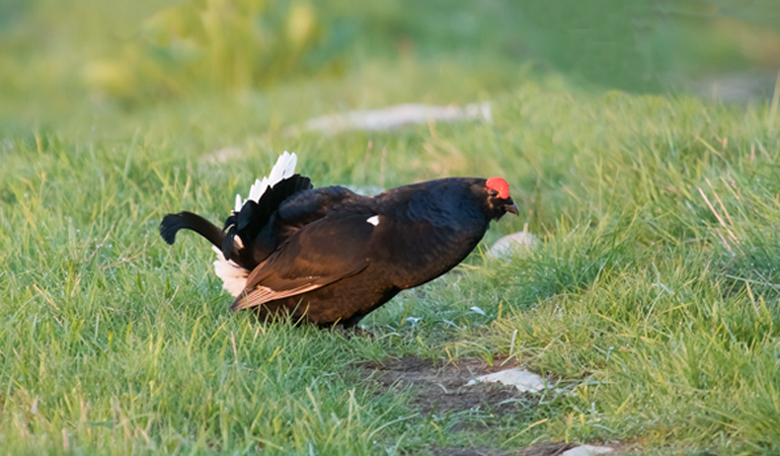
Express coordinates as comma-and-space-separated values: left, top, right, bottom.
3, 73, 780, 454
3, 2, 780, 455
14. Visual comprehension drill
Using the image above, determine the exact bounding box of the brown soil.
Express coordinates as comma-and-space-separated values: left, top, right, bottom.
360, 357, 606, 456
362, 356, 534, 456
427, 447, 509, 456
424, 440, 581, 456
517, 442, 577, 456
426, 442, 576, 456
360, 356, 533, 417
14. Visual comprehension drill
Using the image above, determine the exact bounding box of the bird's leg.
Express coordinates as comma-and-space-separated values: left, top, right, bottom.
333, 315, 375, 339
340, 326, 375, 339
341, 313, 365, 329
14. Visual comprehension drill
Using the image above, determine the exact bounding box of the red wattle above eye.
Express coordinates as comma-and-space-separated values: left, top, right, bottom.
486, 177, 510, 199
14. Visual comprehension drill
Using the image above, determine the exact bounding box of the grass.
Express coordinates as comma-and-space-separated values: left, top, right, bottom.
3, 73, 780, 454
3, 2, 780, 455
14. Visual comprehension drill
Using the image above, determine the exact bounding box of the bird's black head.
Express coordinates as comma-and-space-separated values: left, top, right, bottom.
476, 177, 519, 220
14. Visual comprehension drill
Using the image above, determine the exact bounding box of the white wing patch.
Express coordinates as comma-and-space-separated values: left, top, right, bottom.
366, 215, 380, 226
234, 151, 298, 212
212, 246, 249, 297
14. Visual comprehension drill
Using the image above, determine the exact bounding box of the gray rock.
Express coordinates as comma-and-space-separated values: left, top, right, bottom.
465, 368, 550, 393
488, 230, 539, 259
562, 445, 614, 456
300, 102, 492, 134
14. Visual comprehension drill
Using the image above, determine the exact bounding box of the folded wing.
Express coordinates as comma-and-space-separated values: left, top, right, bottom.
231, 212, 376, 310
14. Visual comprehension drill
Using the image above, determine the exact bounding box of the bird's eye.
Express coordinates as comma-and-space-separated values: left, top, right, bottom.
488, 189, 498, 197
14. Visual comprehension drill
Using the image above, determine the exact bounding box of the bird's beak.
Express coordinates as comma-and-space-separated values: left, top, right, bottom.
505, 199, 519, 216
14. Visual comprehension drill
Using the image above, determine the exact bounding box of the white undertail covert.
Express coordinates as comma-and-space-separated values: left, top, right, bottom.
213, 151, 298, 296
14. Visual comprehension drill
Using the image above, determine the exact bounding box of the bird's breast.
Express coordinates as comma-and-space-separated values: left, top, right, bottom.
368, 218, 486, 289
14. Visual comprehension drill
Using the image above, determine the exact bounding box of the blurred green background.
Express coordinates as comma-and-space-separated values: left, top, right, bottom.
1, 0, 779, 126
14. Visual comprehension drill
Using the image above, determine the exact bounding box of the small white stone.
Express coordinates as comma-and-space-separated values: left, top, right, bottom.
562, 445, 614, 456
465, 368, 548, 393
488, 231, 538, 259
366, 215, 380, 226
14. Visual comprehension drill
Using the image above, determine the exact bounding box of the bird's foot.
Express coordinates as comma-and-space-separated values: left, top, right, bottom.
335, 325, 375, 340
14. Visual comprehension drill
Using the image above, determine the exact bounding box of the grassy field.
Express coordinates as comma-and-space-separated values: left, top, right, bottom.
3, 1, 780, 455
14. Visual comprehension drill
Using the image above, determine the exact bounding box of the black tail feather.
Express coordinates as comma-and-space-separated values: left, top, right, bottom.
223, 174, 313, 263
163, 174, 313, 269
160, 212, 225, 248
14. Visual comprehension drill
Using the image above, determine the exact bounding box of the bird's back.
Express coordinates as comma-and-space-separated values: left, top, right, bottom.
238, 178, 492, 320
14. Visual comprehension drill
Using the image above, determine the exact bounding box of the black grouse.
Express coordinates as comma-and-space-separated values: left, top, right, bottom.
160, 152, 518, 327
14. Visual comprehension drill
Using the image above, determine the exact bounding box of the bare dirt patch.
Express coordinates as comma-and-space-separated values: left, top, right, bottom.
424, 440, 576, 456
517, 442, 577, 456
427, 447, 509, 456
360, 356, 534, 416
360, 357, 587, 456
424, 441, 580, 456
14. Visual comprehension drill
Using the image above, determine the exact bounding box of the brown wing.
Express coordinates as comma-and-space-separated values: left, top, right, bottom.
231, 212, 374, 311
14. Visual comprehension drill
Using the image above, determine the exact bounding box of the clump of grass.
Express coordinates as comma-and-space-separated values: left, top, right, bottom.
486, 87, 780, 453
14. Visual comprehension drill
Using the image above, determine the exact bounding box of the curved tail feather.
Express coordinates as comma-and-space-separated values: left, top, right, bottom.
160, 212, 225, 248
161, 151, 314, 300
